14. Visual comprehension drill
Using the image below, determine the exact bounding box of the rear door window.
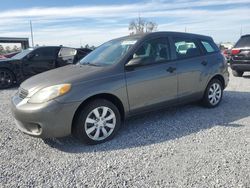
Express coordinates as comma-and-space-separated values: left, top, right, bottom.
58, 48, 77, 57
58, 48, 77, 64
174, 38, 201, 59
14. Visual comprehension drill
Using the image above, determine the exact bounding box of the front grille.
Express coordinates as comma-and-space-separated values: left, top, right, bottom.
19, 88, 28, 99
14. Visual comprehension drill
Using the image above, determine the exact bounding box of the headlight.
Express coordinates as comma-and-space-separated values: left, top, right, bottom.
28, 84, 71, 104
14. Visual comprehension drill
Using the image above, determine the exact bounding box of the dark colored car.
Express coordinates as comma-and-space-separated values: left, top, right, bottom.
0, 46, 91, 89
230, 35, 250, 77
11, 32, 229, 144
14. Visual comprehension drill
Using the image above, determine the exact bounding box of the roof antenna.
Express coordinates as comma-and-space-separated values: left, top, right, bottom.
30, 20, 34, 47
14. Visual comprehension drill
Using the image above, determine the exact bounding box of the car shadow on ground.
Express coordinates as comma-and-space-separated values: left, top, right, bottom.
243, 75, 250, 79
43, 90, 250, 153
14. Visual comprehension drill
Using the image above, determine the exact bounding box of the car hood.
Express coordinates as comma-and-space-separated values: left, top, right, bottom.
21, 64, 106, 93
0, 58, 19, 64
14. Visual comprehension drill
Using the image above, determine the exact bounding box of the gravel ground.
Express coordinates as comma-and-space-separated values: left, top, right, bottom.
0, 70, 250, 188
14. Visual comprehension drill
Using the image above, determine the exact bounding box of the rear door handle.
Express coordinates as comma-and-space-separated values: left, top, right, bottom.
166, 67, 176, 73
201, 61, 207, 66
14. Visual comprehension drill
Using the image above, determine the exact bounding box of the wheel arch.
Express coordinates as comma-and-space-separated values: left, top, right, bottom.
71, 93, 125, 133
207, 74, 225, 89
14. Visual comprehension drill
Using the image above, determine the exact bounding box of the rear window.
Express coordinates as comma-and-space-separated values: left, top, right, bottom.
235, 36, 250, 48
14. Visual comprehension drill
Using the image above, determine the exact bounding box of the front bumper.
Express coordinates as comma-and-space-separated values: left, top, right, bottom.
11, 94, 81, 138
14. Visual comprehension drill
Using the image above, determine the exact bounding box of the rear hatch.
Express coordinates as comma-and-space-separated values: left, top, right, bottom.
231, 35, 250, 62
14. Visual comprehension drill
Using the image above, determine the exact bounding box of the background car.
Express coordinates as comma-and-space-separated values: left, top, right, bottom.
230, 34, 250, 77
0, 46, 91, 89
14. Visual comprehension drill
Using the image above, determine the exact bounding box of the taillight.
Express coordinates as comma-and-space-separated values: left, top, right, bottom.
231, 48, 241, 55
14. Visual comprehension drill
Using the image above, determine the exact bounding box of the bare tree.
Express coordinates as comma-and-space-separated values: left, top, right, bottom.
0, 45, 4, 55
129, 16, 157, 35
12, 45, 20, 52
5, 46, 11, 53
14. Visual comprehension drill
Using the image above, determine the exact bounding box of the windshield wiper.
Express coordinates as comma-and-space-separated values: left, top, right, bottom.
82, 62, 100, 66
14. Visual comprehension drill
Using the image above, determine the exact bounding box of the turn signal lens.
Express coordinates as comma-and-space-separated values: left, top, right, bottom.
59, 84, 71, 95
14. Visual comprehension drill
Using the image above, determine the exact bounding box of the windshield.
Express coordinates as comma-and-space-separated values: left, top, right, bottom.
12, 49, 33, 59
79, 38, 138, 66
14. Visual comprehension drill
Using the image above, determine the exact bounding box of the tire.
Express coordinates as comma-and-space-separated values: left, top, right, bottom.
0, 69, 15, 89
232, 70, 243, 77
72, 99, 121, 145
202, 79, 223, 108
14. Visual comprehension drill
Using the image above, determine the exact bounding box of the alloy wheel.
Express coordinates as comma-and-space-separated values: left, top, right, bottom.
84, 106, 116, 141
208, 83, 222, 106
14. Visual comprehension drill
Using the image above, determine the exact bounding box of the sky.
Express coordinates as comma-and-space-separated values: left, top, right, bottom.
0, 0, 250, 47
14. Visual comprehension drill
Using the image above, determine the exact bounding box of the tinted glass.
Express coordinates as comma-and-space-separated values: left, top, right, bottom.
201, 41, 216, 53
174, 38, 201, 59
131, 37, 170, 64
235, 36, 250, 48
33, 47, 56, 59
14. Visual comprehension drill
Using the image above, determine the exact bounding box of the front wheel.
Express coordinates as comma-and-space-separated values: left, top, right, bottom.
73, 99, 121, 144
202, 79, 223, 108
0, 69, 15, 89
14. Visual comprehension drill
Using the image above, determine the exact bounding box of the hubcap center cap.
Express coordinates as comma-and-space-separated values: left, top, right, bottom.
97, 120, 105, 127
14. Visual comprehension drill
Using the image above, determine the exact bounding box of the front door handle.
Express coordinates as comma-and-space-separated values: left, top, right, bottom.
166, 67, 176, 73
201, 61, 208, 66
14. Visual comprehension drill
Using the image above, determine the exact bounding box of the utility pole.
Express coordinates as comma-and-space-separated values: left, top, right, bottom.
30, 20, 34, 47
185, 27, 187, 33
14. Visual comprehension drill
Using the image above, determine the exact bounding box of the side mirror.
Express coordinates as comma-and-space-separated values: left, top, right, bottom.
125, 57, 144, 68
26, 53, 35, 60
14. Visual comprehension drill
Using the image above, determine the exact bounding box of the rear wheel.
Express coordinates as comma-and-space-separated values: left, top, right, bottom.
0, 69, 15, 89
73, 99, 121, 144
232, 70, 243, 77
202, 79, 223, 108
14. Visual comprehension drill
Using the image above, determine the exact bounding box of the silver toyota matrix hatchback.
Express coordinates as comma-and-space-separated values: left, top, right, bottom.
11, 32, 229, 144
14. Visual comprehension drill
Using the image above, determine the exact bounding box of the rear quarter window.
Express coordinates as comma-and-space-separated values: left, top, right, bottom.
200, 40, 219, 53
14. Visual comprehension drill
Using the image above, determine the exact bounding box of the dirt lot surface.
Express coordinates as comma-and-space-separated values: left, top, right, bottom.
1, 70, 249, 187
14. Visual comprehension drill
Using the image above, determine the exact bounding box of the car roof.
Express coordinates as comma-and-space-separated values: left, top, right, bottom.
241, 34, 250, 38
33, 46, 75, 50
115, 31, 213, 42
